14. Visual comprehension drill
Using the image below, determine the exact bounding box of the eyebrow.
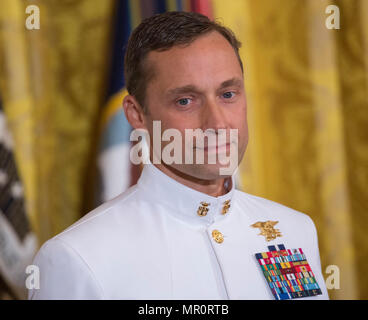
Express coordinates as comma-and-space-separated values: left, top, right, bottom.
167, 85, 199, 96
218, 77, 243, 90
166, 77, 243, 97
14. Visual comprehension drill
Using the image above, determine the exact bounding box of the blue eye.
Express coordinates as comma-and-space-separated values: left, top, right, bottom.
177, 98, 191, 106
223, 92, 235, 99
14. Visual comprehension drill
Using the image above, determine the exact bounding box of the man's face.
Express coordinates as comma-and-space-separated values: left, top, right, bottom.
143, 31, 248, 180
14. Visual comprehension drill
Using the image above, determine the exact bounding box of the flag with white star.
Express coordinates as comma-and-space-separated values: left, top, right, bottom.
0, 102, 37, 299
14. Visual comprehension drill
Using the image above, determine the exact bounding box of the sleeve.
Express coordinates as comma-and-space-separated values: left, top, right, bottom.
305, 215, 330, 300
28, 238, 104, 300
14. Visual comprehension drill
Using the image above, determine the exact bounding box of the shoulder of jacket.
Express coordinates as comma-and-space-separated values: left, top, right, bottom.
56, 184, 139, 237
29, 237, 104, 299
234, 189, 315, 227
35, 184, 143, 256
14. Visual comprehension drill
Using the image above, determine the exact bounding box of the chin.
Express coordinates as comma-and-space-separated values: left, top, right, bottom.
169, 163, 235, 181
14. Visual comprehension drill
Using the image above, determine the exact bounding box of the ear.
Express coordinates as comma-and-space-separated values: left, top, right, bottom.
123, 94, 147, 130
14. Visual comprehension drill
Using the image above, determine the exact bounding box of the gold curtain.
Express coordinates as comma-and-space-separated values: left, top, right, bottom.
0, 0, 114, 244
213, 0, 368, 299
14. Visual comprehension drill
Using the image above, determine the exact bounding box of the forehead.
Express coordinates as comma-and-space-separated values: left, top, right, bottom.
145, 31, 242, 91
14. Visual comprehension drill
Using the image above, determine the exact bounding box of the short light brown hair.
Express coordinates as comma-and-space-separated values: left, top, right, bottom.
124, 11, 243, 113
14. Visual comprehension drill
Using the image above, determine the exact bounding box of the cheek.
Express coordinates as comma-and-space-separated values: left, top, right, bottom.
162, 115, 197, 132
231, 101, 247, 127
232, 107, 248, 145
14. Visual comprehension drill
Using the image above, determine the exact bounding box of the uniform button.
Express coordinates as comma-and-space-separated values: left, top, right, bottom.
212, 230, 224, 243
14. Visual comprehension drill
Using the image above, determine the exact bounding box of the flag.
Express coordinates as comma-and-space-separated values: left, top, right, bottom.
95, 0, 168, 205
95, 0, 135, 205
0, 101, 37, 299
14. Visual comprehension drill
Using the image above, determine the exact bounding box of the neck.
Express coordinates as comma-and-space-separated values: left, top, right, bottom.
153, 163, 231, 197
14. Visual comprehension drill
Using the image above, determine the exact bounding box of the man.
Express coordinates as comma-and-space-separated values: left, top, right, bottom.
29, 11, 329, 300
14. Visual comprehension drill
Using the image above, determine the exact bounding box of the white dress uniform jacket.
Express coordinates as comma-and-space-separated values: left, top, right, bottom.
29, 164, 329, 300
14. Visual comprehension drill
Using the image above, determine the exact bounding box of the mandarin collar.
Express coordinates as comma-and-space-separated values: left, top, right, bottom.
137, 163, 235, 228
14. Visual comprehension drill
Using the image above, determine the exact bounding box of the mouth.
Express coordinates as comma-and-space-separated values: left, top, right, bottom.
200, 142, 231, 153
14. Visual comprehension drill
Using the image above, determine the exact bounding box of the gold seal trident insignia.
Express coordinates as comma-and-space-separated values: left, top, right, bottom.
251, 220, 282, 242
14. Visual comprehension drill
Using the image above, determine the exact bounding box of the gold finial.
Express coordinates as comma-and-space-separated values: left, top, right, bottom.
251, 220, 282, 242
197, 202, 210, 216
222, 200, 231, 214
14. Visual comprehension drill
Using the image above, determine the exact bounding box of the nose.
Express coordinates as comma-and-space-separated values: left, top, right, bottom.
201, 96, 229, 132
